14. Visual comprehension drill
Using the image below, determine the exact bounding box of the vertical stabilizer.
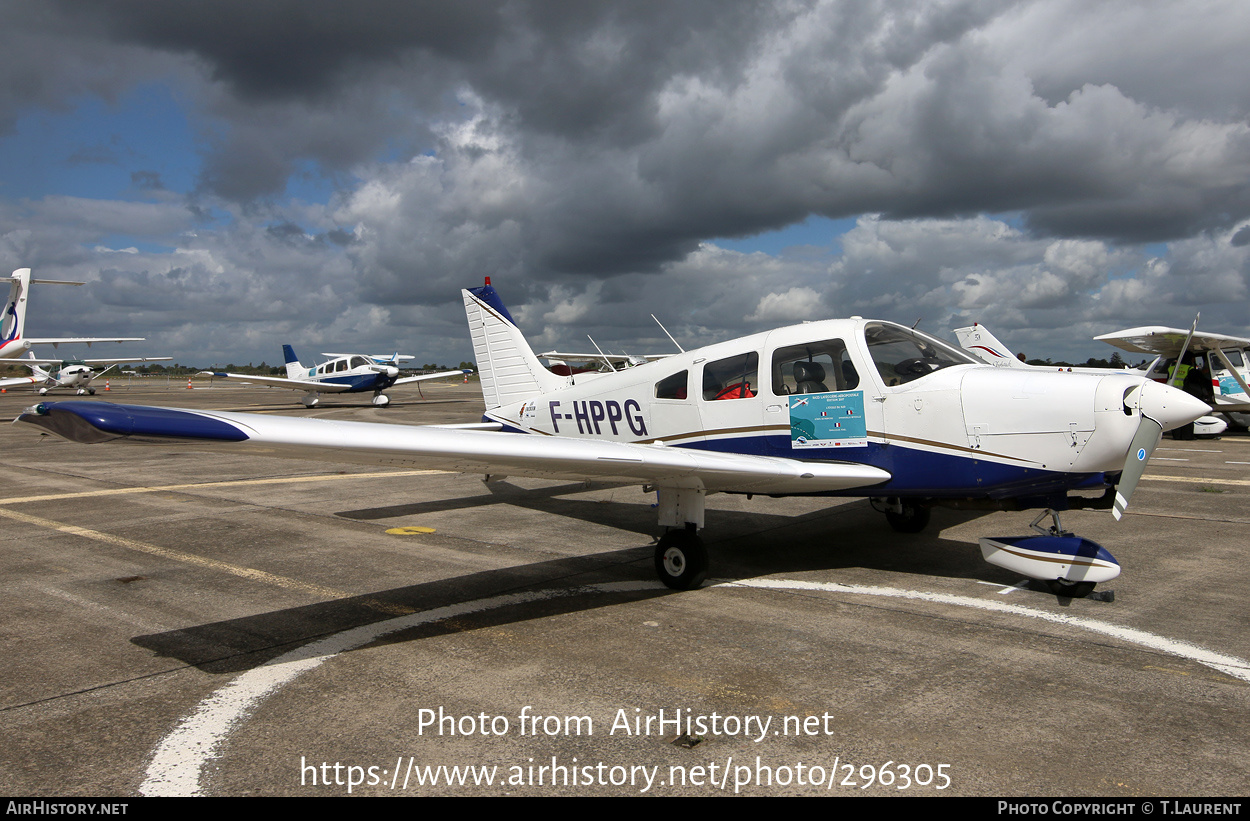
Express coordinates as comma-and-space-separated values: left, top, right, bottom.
954, 323, 1028, 368
282, 345, 306, 379
1, 268, 31, 346
462, 280, 566, 410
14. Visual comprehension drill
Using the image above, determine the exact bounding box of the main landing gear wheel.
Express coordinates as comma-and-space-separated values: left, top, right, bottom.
654, 529, 708, 590
885, 502, 930, 533
1046, 580, 1096, 598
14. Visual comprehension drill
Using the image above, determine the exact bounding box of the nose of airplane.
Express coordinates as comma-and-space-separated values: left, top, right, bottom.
384, 365, 399, 378
1134, 379, 1211, 431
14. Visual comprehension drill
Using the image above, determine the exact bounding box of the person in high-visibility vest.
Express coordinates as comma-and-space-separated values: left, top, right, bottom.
1167, 359, 1191, 388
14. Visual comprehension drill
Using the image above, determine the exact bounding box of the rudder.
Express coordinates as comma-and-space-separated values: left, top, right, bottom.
462, 279, 566, 410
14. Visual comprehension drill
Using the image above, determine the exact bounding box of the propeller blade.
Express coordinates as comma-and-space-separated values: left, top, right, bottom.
1112, 414, 1163, 521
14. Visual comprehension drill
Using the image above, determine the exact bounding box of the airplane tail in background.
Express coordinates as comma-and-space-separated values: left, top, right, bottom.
1, 268, 31, 345
462, 278, 567, 410
954, 323, 1029, 368
282, 345, 305, 379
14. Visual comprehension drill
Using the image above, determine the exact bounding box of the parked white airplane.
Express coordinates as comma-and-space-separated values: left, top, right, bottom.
1, 268, 143, 359
17, 280, 1209, 597
1095, 320, 1250, 430
0, 353, 171, 395
212, 345, 470, 407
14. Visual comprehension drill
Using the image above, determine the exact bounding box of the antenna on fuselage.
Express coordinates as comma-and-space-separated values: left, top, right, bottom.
587, 335, 618, 372
652, 314, 684, 353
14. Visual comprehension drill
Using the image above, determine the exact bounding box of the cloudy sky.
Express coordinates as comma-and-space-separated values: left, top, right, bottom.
2, 0, 1249, 368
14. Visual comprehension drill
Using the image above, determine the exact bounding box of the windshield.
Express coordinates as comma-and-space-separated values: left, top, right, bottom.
863, 322, 977, 386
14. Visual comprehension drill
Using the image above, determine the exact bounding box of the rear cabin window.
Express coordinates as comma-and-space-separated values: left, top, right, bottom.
655, 370, 688, 399
772, 340, 859, 395
701, 352, 758, 400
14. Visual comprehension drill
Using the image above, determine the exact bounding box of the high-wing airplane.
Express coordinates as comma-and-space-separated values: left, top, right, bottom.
211, 345, 470, 407
1095, 320, 1250, 430
0, 353, 172, 395
955, 322, 1228, 436
1, 268, 144, 359
16, 279, 1209, 597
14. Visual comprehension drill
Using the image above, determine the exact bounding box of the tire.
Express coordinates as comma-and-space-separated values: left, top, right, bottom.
654, 530, 708, 590
884, 502, 930, 533
1047, 580, 1095, 598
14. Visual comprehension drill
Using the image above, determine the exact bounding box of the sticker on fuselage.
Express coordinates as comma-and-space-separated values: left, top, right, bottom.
1218, 375, 1247, 399
789, 391, 867, 449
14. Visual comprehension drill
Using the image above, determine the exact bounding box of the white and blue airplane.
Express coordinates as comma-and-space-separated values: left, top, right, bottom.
212, 345, 470, 407
1, 268, 144, 359
16, 279, 1209, 596
0, 352, 171, 395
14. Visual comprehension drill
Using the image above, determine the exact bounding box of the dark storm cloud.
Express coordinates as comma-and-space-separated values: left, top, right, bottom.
60, 0, 506, 101
5, 1, 1250, 364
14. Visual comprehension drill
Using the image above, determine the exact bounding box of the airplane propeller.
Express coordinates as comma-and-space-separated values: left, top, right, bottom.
1112, 408, 1163, 521
1111, 379, 1208, 520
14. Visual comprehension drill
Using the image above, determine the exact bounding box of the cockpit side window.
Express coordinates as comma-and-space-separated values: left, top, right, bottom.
701, 352, 758, 400
772, 340, 859, 395
655, 370, 688, 400
1221, 349, 1245, 369
864, 323, 976, 387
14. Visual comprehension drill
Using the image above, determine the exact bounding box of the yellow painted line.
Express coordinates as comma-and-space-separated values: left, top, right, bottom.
1142, 474, 1250, 487
0, 469, 451, 506
386, 526, 436, 535
0, 507, 415, 616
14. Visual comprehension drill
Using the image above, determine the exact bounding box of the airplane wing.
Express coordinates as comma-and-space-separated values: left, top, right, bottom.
1094, 326, 1250, 355
392, 369, 471, 386
0, 374, 40, 388
26, 337, 145, 347
75, 356, 172, 365
539, 351, 671, 361
322, 353, 416, 362
210, 373, 356, 393
16, 402, 892, 495
10, 355, 171, 366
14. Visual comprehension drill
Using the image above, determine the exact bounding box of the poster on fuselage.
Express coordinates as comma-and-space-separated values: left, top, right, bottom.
788, 390, 868, 449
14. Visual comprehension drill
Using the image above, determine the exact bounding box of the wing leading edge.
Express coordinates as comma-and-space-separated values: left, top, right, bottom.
17, 401, 891, 494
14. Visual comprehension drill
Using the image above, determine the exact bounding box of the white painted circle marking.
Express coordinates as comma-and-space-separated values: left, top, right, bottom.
142, 578, 1250, 796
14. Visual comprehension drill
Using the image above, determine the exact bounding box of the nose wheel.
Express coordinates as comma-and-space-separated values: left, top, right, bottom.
654, 527, 708, 590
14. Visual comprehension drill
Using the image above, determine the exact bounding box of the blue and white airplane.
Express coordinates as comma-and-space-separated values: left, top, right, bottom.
17, 279, 1209, 596
0, 352, 171, 395
212, 345, 470, 407
1, 268, 144, 359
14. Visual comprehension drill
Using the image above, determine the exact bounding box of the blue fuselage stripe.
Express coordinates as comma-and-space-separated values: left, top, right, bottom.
678, 433, 1101, 497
